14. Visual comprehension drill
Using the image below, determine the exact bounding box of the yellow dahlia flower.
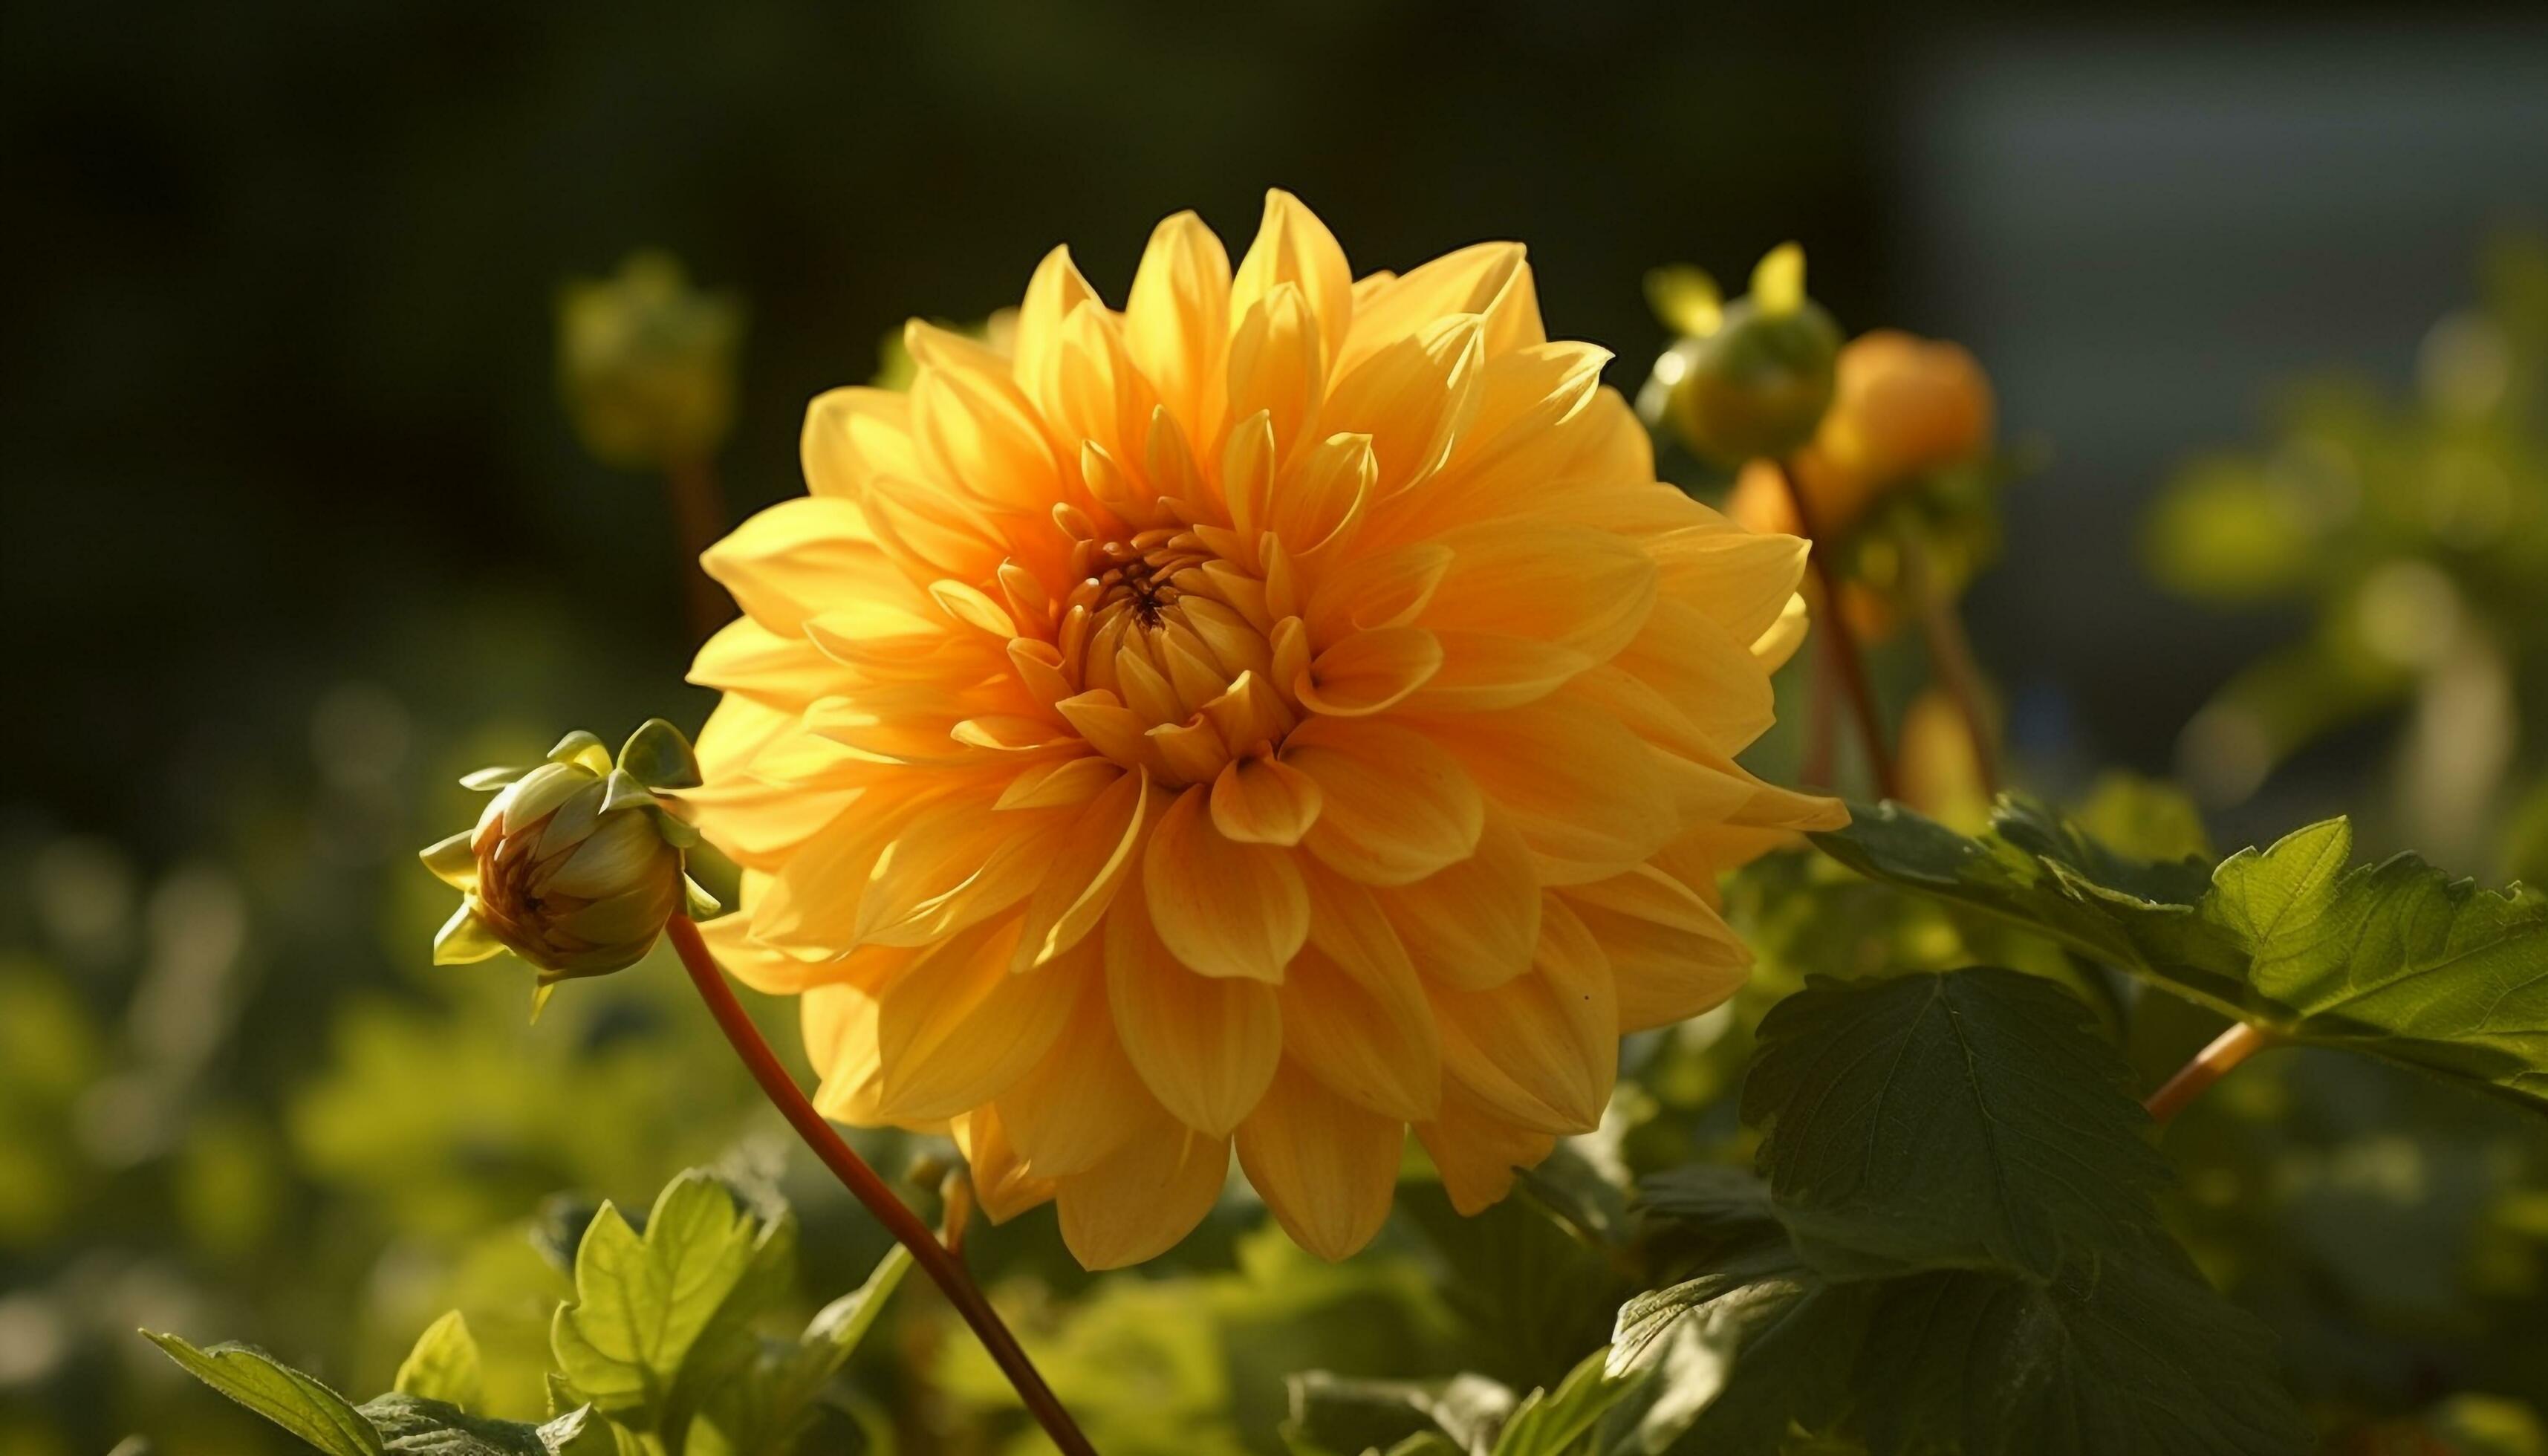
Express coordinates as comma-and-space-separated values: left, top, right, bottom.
686, 191, 1843, 1269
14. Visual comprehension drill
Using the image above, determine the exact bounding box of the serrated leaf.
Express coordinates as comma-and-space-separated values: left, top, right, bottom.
1816, 799, 2548, 1109
1743, 969, 2171, 1281
142, 1333, 386, 1456
394, 1312, 484, 1413
1489, 1347, 1651, 1456
358, 1396, 544, 1455
548, 1171, 763, 1430
1608, 1249, 1873, 1455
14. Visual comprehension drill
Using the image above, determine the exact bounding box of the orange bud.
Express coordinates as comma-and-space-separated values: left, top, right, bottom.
1818, 330, 1995, 495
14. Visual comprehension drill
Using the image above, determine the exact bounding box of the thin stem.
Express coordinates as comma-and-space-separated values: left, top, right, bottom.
1774, 459, 1899, 800
2143, 1021, 2275, 1126
1801, 628, 1839, 790
663, 458, 731, 646
1899, 528, 2001, 799
666, 916, 1097, 1456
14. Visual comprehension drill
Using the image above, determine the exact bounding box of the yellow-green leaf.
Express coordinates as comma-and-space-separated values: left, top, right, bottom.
394, 1311, 484, 1413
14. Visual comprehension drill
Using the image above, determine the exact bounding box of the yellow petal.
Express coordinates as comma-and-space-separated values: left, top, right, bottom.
1055, 1114, 1231, 1270
1607, 597, 1777, 754
1415, 1082, 1555, 1217
1105, 883, 1281, 1137
803, 982, 889, 1125
1229, 189, 1352, 380
1284, 716, 1483, 886
1237, 1060, 1402, 1261
1304, 542, 1454, 642
1561, 867, 1752, 1032
872, 917, 1079, 1121
1415, 698, 1675, 885
1337, 241, 1541, 373
952, 1105, 1058, 1224
701, 497, 897, 635
1209, 755, 1325, 846
1403, 631, 1594, 713
1011, 767, 1150, 969
1431, 897, 1616, 1134
1648, 525, 1811, 648
1417, 521, 1657, 665
1281, 866, 1441, 1120
1009, 244, 1100, 417
1373, 807, 1540, 992
1296, 625, 1443, 717
1123, 211, 1232, 444
1140, 785, 1310, 981
994, 937, 1151, 1177
1224, 283, 1325, 467
1322, 313, 1484, 495
801, 386, 920, 499
909, 362, 1059, 515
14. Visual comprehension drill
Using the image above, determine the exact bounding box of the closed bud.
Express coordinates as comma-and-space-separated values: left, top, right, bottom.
1654, 243, 1842, 469
422, 720, 718, 1003
558, 252, 744, 470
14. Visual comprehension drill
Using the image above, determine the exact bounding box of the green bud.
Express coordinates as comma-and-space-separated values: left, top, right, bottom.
423, 721, 720, 995
557, 252, 744, 471
1654, 243, 1842, 469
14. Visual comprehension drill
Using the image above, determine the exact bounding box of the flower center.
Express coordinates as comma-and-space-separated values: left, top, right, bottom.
1036, 510, 1297, 785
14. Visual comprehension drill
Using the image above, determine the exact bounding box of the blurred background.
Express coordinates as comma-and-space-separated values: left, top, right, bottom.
5, 3, 2548, 1452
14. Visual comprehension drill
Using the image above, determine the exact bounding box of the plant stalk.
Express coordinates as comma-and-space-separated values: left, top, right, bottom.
2143, 1021, 2275, 1126
666, 915, 1097, 1456
1774, 459, 1899, 800
1899, 527, 2001, 799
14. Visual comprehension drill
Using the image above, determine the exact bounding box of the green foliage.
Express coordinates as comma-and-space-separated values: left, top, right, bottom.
1745, 969, 2170, 1280
397, 1313, 487, 1412
141, 1333, 386, 1456
1616, 968, 2311, 1455
1818, 798, 2548, 1109
144, 1169, 906, 1456
1284, 1347, 1651, 1456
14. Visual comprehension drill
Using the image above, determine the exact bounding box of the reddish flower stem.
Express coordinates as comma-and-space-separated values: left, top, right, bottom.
2143, 1021, 2275, 1126
666, 916, 1096, 1456
1773, 459, 1899, 801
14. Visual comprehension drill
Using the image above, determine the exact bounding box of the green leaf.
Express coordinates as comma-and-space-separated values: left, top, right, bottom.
787, 1241, 912, 1392
548, 1171, 764, 1430
1608, 1249, 1874, 1455
142, 1332, 386, 1456
1816, 799, 2548, 1109
1854, 1235, 2310, 1456
359, 1396, 543, 1455
617, 718, 703, 790
1489, 1347, 1651, 1456
1743, 969, 2171, 1281
1283, 1371, 1514, 1456
394, 1312, 485, 1413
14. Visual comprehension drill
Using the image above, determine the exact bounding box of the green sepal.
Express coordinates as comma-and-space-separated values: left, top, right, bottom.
651, 807, 702, 849
619, 718, 704, 790
546, 730, 614, 776
528, 983, 559, 1024
683, 876, 722, 919
460, 764, 533, 792
420, 831, 479, 891
598, 769, 657, 818
434, 904, 510, 966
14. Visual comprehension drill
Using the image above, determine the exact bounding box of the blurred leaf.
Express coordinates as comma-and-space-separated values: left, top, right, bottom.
142, 1332, 386, 1456
395, 1313, 486, 1413
688, 1242, 909, 1456
2142, 456, 2323, 603
1817, 799, 2548, 1110
548, 1171, 767, 1430
1743, 969, 2169, 1281
1609, 1247, 1873, 1455
1283, 1370, 1513, 1456
1398, 1181, 1625, 1392
1489, 1347, 1651, 1456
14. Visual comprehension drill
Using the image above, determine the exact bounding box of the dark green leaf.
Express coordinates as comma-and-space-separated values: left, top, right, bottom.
1609, 1249, 1874, 1455
1816, 800, 2548, 1109
1855, 1235, 2309, 1456
1743, 969, 2170, 1281
141, 1333, 385, 1456
359, 1397, 543, 1455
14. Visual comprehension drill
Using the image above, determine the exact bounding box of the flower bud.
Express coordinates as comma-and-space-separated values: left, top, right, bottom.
1657, 244, 1842, 468
1816, 329, 1995, 493
557, 253, 744, 470
421, 721, 718, 998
